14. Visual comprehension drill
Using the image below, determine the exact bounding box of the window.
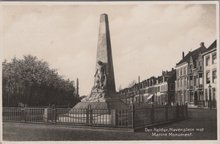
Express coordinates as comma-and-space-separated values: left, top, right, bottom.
176, 81, 179, 89
212, 70, 217, 83
206, 56, 210, 66
212, 88, 216, 100
180, 68, 182, 76
190, 91, 193, 102
199, 91, 203, 101
184, 78, 186, 86
198, 61, 202, 70
176, 69, 179, 77
199, 77, 203, 85
212, 53, 216, 64
206, 71, 210, 84
189, 65, 192, 73
196, 77, 199, 86
205, 89, 208, 101
182, 78, 184, 86
182, 79, 184, 87
194, 77, 197, 86
179, 79, 182, 87
183, 67, 185, 75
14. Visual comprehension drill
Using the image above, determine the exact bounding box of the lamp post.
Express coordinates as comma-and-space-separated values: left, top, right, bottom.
208, 84, 212, 109
153, 86, 156, 105
138, 76, 141, 105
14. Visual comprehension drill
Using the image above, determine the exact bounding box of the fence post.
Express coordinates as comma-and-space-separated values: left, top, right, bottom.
176, 104, 179, 120
185, 104, 188, 119
165, 105, 168, 121
52, 104, 56, 123
55, 105, 57, 123
86, 105, 90, 125
89, 105, 93, 125
181, 105, 183, 119
151, 104, 154, 123
21, 105, 26, 122
43, 107, 48, 123
111, 109, 116, 126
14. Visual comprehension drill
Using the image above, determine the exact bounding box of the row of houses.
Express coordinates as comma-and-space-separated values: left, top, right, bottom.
117, 40, 217, 108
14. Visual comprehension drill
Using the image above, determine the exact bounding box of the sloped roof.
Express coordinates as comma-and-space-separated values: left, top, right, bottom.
176, 45, 206, 66
204, 40, 217, 53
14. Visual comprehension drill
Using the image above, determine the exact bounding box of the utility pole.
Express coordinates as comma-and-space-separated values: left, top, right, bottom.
76, 78, 79, 98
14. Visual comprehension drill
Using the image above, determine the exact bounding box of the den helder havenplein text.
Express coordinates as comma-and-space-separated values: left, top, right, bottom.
145, 128, 204, 137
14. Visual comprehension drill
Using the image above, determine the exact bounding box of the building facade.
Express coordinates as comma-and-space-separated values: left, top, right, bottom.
118, 40, 217, 108
118, 69, 176, 106
202, 40, 217, 108
175, 42, 206, 107
153, 70, 176, 105
175, 62, 188, 105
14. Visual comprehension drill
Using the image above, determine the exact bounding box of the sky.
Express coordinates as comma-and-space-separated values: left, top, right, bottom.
1, 2, 217, 96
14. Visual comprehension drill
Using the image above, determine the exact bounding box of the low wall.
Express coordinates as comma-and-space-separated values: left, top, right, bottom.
188, 108, 217, 120
132, 105, 188, 129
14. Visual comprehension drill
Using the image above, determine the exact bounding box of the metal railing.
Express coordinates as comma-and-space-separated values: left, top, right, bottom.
3, 104, 188, 129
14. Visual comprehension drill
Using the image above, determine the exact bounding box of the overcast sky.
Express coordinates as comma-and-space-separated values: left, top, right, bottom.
1, 3, 217, 96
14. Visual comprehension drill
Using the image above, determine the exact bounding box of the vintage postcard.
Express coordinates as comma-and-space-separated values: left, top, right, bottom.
0, 1, 219, 143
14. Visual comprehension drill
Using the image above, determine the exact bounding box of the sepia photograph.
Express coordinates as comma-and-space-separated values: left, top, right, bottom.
0, 1, 219, 143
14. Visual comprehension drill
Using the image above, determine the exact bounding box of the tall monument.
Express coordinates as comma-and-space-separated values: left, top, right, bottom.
73, 13, 127, 110
85, 13, 116, 102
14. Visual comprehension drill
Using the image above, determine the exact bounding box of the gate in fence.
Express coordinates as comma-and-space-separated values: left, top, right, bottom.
3, 104, 188, 130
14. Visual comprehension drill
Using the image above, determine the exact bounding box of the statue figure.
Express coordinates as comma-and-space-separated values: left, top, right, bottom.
94, 61, 107, 90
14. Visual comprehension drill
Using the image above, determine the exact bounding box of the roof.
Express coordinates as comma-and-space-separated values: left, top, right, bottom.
204, 40, 217, 54
176, 45, 207, 66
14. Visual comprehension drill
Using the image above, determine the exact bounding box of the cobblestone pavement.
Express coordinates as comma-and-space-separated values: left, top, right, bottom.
3, 109, 217, 141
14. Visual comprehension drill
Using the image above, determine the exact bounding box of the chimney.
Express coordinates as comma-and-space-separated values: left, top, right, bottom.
200, 42, 205, 47
182, 52, 185, 59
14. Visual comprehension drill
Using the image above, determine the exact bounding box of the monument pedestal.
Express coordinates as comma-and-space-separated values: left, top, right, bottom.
73, 98, 128, 110
82, 88, 107, 102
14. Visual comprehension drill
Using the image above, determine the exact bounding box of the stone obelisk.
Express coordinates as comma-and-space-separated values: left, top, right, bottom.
96, 13, 116, 97
85, 13, 116, 102
73, 14, 127, 110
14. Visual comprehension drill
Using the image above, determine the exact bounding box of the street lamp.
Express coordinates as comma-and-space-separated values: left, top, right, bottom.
153, 86, 156, 104
138, 76, 141, 105
208, 84, 212, 109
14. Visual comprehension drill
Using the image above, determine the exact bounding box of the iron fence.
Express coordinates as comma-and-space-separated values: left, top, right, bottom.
3, 104, 188, 129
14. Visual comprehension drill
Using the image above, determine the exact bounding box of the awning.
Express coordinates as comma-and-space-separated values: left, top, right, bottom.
143, 93, 149, 97
147, 94, 154, 100
156, 93, 162, 97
